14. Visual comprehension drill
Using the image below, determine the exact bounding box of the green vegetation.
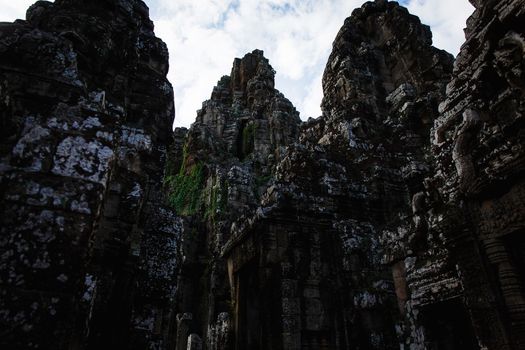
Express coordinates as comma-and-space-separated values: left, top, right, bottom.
165, 163, 204, 215
242, 122, 256, 157
164, 142, 230, 220
204, 179, 229, 222
164, 144, 204, 215
164, 140, 232, 220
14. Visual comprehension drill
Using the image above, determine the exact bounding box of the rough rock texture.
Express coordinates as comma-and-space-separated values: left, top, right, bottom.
165, 49, 301, 349
222, 2, 456, 349
178, 0, 525, 349
0, 0, 178, 349
426, 0, 525, 348
2, 0, 525, 349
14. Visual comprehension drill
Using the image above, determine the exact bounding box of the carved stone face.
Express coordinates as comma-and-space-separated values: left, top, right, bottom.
495, 31, 525, 88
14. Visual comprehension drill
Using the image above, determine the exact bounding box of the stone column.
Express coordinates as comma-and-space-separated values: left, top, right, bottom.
392, 260, 408, 314
187, 334, 202, 350
281, 262, 301, 350
483, 238, 525, 347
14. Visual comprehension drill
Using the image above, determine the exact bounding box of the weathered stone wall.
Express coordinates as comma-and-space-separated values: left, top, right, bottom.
165, 50, 301, 349
0, 0, 177, 349
222, 1, 456, 349
1, 0, 525, 349
427, 0, 525, 348
221, 0, 525, 349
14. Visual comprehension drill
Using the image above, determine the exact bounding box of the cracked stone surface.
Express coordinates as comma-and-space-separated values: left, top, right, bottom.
0, 0, 177, 349
1, 0, 524, 349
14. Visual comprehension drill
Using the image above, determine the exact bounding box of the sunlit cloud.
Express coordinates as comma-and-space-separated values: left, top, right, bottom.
0, 0, 474, 128
150, 0, 474, 127
0, 0, 36, 22
402, 0, 474, 55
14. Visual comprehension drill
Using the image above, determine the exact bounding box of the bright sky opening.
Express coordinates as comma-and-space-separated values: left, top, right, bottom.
0, 0, 474, 128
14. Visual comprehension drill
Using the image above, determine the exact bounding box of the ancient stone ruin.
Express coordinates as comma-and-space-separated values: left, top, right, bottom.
0, 0, 524, 349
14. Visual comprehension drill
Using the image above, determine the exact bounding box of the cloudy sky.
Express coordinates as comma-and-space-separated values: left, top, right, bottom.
0, 0, 473, 128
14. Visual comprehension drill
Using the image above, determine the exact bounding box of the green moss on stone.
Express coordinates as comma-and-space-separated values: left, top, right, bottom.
164, 143, 204, 215
204, 179, 229, 221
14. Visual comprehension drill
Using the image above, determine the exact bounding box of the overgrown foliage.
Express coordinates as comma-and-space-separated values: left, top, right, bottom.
204, 179, 229, 221
164, 144, 204, 215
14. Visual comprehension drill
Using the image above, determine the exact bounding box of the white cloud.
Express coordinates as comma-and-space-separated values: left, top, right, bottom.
0, 0, 474, 128
403, 0, 474, 56
150, 0, 474, 128
0, 0, 36, 22
150, 0, 364, 127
